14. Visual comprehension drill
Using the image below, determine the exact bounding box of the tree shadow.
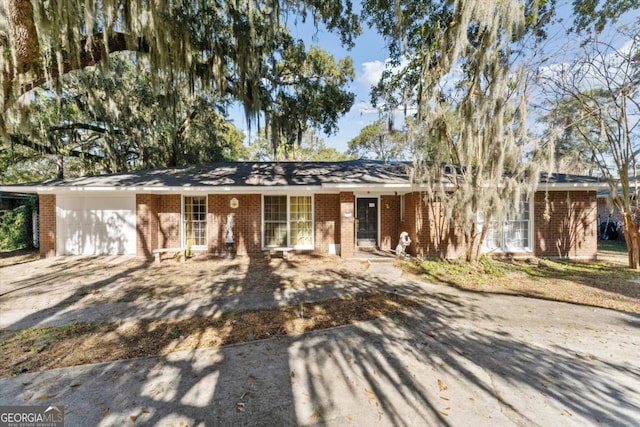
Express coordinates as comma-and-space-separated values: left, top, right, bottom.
0, 256, 638, 425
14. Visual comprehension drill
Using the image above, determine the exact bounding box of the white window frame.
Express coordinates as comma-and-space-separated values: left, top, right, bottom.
481, 198, 533, 253
182, 195, 208, 249
262, 194, 314, 250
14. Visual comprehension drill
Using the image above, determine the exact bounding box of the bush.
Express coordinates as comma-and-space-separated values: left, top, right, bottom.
0, 200, 34, 250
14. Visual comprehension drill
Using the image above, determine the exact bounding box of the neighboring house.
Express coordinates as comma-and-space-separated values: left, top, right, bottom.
0, 160, 605, 260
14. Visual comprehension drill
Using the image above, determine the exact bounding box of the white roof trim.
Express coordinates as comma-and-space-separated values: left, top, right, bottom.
538, 182, 609, 191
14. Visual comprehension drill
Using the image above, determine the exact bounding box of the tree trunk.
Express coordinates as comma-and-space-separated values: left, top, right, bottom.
623, 214, 640, 269
7, 0, 40, 73
3, 0, 149, 112
56, 155, 64, 179
465, 220, 479, 263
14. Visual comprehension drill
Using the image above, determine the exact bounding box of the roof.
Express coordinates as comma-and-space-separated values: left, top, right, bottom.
0, 160, 607, 193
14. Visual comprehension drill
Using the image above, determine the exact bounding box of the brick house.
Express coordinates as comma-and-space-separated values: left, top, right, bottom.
0, 160, 605, 260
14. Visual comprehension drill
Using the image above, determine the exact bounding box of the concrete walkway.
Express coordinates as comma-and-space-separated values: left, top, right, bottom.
1, 260, 639, 426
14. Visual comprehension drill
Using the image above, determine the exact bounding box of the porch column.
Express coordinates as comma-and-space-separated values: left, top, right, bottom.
38, 194, 56, 258
339, 191, 355, 258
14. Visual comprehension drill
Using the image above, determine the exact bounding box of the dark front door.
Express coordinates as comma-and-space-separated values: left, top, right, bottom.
356, 198, 378, 246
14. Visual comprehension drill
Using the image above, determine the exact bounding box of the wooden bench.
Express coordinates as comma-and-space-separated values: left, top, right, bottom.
152, 248, 186, 264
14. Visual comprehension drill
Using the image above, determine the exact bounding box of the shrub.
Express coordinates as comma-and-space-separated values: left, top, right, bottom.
0, 199, 35, 250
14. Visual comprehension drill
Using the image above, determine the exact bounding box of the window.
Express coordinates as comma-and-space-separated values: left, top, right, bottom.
482, 199, 531, 252
264, 195, 313, 248
184, 196, 207, 247
264, 196, 287, 247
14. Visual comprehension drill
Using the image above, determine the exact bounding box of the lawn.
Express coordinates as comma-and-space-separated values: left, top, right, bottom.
402, 239, 639, 314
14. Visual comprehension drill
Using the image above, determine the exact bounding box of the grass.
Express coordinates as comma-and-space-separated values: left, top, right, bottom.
403, 254, 639, 314
598, 239, 628, 253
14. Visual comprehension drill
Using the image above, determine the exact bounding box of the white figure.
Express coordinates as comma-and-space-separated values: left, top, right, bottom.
225, 213, 234, 243
396, 231, 411, 256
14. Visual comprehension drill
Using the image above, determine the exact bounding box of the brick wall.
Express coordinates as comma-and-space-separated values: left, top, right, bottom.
159, 195, 181, 249
339, 192, 355, 258
314, 194, 340, 253
534, 190, 597, 259
380, 195, 400, 251
38, 194, 56, 258
403, 192, 465, 259
208, 194, 262, 255
136, 194, 159, 258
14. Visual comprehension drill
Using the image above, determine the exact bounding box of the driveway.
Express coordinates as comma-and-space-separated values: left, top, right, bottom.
0, 255, 639, 426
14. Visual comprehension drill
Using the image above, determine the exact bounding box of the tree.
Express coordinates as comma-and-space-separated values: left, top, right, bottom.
363, 0, 553, 262
539, 22, 640, 268
0, 53, 248, 180
260, 43, 355, 154
536, 95, 607, 175
0, 0, 360, 158
246, 128, 351, 161
362, 0, 638, 263
347, 116, 407, 162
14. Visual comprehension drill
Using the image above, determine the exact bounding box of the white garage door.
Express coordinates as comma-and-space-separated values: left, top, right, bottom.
57, 194, 136, 255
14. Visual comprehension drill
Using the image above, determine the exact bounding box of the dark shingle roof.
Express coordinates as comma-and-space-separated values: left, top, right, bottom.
29, 160, 411, 188
1, 160, 607, 191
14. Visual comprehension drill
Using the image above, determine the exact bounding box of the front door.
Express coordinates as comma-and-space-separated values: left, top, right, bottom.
356, 198, 378, 247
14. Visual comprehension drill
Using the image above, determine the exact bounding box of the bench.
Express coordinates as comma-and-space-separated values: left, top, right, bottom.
152, 248, 186, 264
263, 247, 293, 261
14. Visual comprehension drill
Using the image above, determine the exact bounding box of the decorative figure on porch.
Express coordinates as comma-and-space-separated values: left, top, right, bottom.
225, 213, 234, 243
225, 213, 235, 259
396, 231, 411, 257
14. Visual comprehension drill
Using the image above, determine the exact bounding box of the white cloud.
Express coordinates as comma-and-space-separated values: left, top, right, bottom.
359, 60, 386, 87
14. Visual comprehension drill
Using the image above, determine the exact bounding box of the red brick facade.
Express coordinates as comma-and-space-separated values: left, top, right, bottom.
402, 192, 464, 258
315, 194, 341, 253
534, 190, 597, 259
48, 188, 599, 261
208, 194, 262, 255
136, 194, 159, 258
380, 195, 399, 251
38, 194, 56, 258
339, 192, 355, 258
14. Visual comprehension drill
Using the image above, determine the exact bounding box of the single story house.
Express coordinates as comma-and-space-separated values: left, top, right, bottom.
0, 160, 606, 260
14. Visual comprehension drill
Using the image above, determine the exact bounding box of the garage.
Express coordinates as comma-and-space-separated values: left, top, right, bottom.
56, 194, 136, 255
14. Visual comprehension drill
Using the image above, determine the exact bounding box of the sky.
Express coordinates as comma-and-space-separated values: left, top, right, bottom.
229, 1, 639, 155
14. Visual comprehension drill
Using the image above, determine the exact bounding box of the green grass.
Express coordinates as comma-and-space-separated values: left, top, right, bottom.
598, 239, 628, 253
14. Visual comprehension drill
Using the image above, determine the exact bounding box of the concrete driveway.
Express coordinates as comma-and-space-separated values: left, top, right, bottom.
0, 257, 639, 426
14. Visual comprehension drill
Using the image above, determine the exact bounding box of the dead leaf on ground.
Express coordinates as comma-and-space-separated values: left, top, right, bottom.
437, 379, 448, 391
37, 394, 56, 401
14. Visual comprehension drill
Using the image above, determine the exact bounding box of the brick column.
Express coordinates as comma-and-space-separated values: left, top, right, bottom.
38, 194, 56, 258
339, 192, 355, 258
136, 194, 159, 258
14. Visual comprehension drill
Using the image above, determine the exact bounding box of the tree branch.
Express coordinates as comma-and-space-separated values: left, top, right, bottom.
3, 32, 150, 109
49, 123, 123, 135
9, 133, 105, 162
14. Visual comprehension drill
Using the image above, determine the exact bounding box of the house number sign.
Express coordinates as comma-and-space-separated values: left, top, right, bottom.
230, 198, 239, 209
